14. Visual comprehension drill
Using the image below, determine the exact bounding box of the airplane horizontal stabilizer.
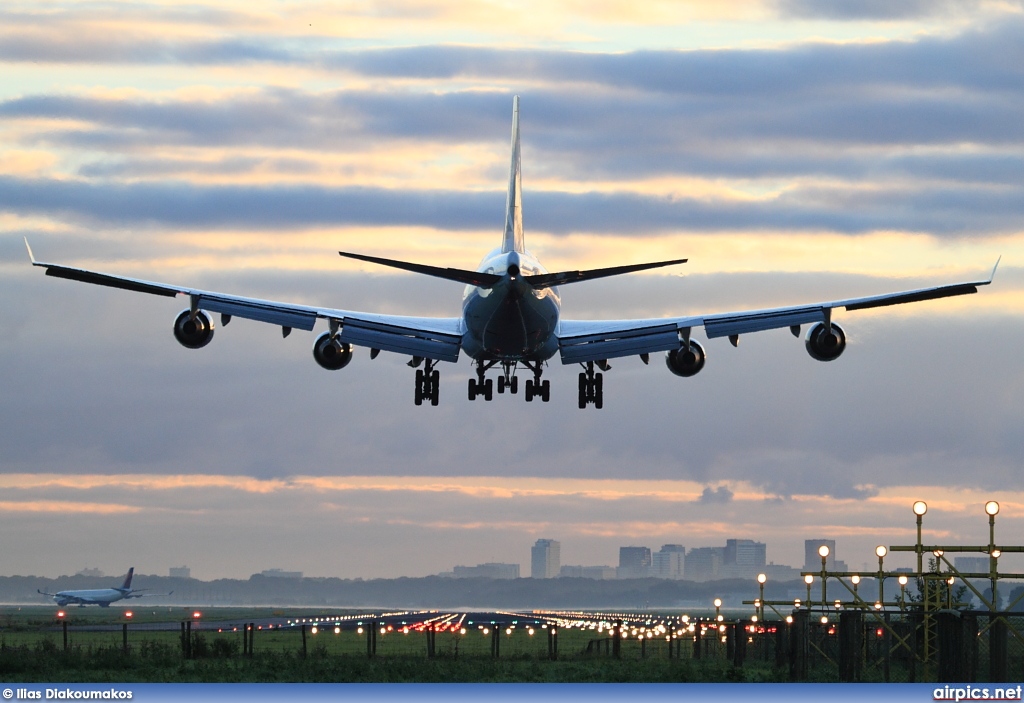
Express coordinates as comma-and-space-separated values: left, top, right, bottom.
339, 252, 503, 288
525, 258, 688, 289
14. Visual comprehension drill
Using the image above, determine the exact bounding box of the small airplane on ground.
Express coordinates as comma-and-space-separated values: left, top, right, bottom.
26, 97, 999, 408
38, 568, 171, 607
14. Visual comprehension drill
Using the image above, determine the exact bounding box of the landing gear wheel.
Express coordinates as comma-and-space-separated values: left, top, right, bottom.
525, 379, 535, 402
540, 379, 550, 402
431, 370, 440, 406
497, 376, 505, 394
483, 378, 493, 401
594, 373, 603, 409
468, 378, 477, 401
415, 369, 424, 406
578, 373, 587, 409
510, 376, 518, 394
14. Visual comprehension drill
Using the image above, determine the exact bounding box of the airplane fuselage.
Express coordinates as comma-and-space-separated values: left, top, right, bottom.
461, 249, 561, 361
51, 588, 128, 607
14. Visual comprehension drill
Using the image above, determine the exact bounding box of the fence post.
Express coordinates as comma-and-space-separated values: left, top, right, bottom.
936, 610, 963, 682
186, 620, 192, 659
989, 616, 1007, 683
774, 620, 788, 669
180, 622, 187, 658
693, 622, 701, 660
122, 623, 128, 655
612, 621, 621, 659
62, 620, 68, 652
790, 610, 808, 682
733, 621, 747, 668
249, 623, 255, 656
368, 619, 375, 658
301, 624, 307, 658
963, 612, 978, 683
839, 610, 864, 682
491, 626, 500, 658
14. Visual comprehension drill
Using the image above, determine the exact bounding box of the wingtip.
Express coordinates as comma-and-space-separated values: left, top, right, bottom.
24, 237, 36, 264
990, 255, 1002, 282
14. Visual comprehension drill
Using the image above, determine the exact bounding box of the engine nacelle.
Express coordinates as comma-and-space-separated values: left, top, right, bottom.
313, 331, 353, 370
665, 339, 706, 377
805, 321, 846, 362
173, 309, 215, 349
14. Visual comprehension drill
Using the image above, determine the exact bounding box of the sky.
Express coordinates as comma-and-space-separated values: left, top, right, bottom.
2, 0, 1024, 585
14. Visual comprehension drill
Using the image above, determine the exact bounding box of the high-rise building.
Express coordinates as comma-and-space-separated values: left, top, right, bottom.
805, 539, 837, 571
653, 544, 686, 579
685, 547, 724, 581
531, 539, 560, 578
725, 539, 767, 568
169, 566, 191, 579
618, 546, 652, 578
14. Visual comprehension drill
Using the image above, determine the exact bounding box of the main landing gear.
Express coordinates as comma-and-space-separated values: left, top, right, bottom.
412, 357, 440, 406
468, 360, 546, 402
468, 360, 520, 401
523, 361, 550, 403
578, 361, 605, 409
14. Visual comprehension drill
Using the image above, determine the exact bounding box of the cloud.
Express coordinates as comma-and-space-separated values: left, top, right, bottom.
698, 486, 734, 504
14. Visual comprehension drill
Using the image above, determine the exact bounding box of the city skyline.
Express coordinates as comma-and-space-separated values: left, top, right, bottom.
1, 2, 1023, 582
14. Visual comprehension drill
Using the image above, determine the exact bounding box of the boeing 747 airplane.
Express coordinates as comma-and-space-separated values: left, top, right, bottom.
26, 97, 998, 408
38, 568, 170, 607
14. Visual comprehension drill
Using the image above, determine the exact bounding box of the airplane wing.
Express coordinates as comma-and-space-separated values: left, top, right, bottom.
25, 240, 463, 362
125, 590, 174, 599
557, 260, 1001, 365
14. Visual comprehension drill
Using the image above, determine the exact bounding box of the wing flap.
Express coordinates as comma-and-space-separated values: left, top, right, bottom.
703, 306, 826, 339
43, 264, 181, 298
841, 283, 979, 311
197, 295, 317, 331
339, 319, 461, 362
559, 323, 680, 364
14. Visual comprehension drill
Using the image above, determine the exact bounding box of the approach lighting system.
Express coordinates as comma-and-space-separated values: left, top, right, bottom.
876, 546, 887, 558
757, 573, 767, 584
986, 501, 1000, 516
804, 575, 814, 585
913, 501, 928, 516
818, 545, 830, 558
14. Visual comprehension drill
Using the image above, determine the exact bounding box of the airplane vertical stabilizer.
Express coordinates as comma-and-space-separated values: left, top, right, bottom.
121, 567, 134, 590
501, 96, 524, 254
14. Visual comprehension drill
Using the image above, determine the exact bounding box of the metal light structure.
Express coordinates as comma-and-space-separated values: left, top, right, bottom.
804, 574, 813, 605
757, 573, 766, 621
818, 544, 830, 606
913, 500, 928, 575
876, 545, 887, 605
898, 574, 909, 613
987, 500, 1000, 610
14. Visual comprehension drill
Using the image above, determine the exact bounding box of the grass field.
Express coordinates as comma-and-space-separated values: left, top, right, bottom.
0, 606, 790, 682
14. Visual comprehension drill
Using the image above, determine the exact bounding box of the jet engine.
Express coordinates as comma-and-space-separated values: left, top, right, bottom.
313, 331, 353, 370
173, 309, 215, 349
805, 321, 846, 362
665, 339, 706, 377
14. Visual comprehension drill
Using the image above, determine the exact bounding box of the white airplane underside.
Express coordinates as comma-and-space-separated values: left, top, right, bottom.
27, 97, 999, 409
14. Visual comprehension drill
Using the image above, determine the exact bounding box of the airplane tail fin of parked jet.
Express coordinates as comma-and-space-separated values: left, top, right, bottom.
120, 567, 134, 591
